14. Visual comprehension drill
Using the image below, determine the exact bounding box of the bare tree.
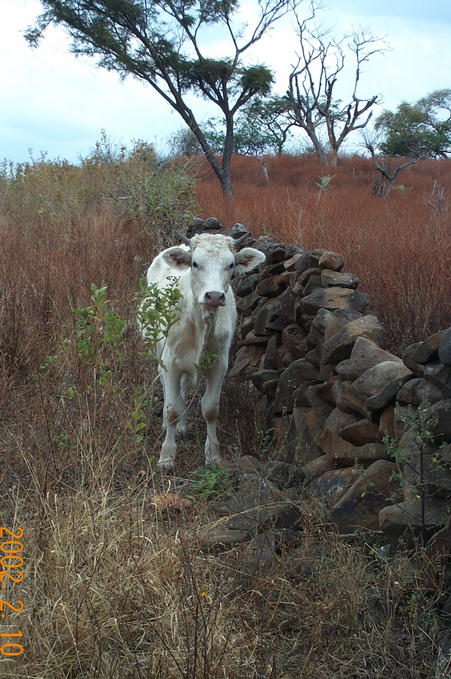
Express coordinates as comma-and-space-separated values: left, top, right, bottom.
286, 4, 384, 164
364, 135, 422, 197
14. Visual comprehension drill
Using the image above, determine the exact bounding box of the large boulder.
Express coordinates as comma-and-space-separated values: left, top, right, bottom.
331, 460, 401, 531
301, 286, 369, 316
336, 336, 401, 381
323, 316, 386, 364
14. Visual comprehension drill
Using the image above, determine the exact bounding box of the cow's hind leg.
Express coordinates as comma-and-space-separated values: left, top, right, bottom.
201, 359, 227, 465
159, 368, 184, 471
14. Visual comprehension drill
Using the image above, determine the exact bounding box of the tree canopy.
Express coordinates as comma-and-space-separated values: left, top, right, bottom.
26, 0, 294, 196
375, 89, 451, 158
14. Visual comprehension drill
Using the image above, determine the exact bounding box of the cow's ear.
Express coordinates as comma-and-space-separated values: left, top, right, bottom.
163, 246, 191, 270
235, 247, 266, 273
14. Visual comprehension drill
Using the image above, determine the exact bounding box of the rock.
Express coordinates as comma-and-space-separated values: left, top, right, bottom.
379, 498, 448, 530
316, 428, 385, 463
367, 376, 414, 412
324, 309, 362, 343
230, 222, 249, 239
379, 405, 395, 439
331, 379, 365, 415
150, 492, 195, 511
262, 335, 280, 369
307, 308, 332, 345
255, 273, 288, 297
251, 369, 281, 392
429, 399, 451, 443
269, 415, 294, 457
303, 409, 323, 442
284, 407, 322, 464
235, 273, 259, 297
203, 216, 223, 231
321, 269, 359, 289
324, 407, 360, 432
307, 384, 336, 422
239, 331, 269, 346
305, 345, 321, 366
281, 324, 307, 358
235, 455, 261, 474
292, 384, 312, 407
308, 467, 357, 503
323, 315, 386, 365
294, 252, 312, 275
200, 529, 250, 551
226, 476, 283, 530
273, 359, 317, 414
296, 359, 321, 382
412, 330, 444, 363
265, 245, 289, 265
427, 516, 451, 555
259, 261, 286, 279
292, 267, 321, 295
236, 289, 262, 316
396, 377, 444, 406
303, 274, 323, 295
301, 456, 334, 482
284, 253, 304, 271
241, 533, 276, 575
301, 286, 369, 316
267, 461, 305, 489
331, 460, 402, 532
229, 345, 264, 378
352, 361, 412, 402
402, 342, 425, 377
318, 251, 345, 271
339, 418, 382, 445
423, 362, 451, 392
439, 327, 451, 365
251, 236, 286, 261
336, 336, 400, 381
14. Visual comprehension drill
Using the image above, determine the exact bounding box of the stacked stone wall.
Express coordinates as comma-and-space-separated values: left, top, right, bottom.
192, 219, 451, 537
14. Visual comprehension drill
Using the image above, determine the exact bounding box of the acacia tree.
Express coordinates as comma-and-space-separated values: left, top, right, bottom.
26, 0, 296, 198
375, 89, 451, 158
286, 6, 383, 164
205, 96, 294, 155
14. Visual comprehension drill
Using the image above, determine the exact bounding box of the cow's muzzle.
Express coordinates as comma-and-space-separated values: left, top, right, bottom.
203, 291, 226, 309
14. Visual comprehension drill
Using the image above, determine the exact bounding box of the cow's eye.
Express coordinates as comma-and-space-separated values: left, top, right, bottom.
228, 263, 234, 269
192, 261, 199, 269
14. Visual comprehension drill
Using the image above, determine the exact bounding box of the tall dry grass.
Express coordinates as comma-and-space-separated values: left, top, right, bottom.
194, 154, 451, 352
0, 147, 448, 678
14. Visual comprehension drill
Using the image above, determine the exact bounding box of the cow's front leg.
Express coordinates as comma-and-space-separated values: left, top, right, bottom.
176, 373, 190, 440
159, 368, 184, 471
201, 359, 227, 464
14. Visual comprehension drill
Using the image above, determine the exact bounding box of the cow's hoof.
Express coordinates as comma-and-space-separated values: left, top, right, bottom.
158, 462, 175, 474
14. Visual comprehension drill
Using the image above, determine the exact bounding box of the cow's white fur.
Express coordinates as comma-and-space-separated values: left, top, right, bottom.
142, 233, 265, 470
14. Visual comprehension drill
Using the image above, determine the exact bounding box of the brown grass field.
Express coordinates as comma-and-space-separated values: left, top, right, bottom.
0, 148, 449, 678
194, 154, 451, 353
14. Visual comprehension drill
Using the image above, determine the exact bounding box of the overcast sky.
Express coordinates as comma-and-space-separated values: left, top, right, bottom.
1, 0, 450, 164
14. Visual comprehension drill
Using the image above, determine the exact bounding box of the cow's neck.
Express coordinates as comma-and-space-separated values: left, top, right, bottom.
193, 303, 218, 371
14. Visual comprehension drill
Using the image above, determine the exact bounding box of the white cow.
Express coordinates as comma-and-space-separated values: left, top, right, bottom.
142, 232, 265, 470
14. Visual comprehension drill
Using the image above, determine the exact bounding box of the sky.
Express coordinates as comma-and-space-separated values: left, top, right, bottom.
1, 0, 450, 165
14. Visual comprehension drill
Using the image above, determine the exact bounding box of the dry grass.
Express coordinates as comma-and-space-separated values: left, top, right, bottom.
194, 154, 451, 352
0, 148, 448, 677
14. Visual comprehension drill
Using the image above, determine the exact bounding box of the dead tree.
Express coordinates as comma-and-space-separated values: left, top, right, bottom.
364, 137, 422, 197
286, 5, 383, 164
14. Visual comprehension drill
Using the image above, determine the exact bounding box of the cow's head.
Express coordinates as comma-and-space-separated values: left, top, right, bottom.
162, 233, 266, 310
